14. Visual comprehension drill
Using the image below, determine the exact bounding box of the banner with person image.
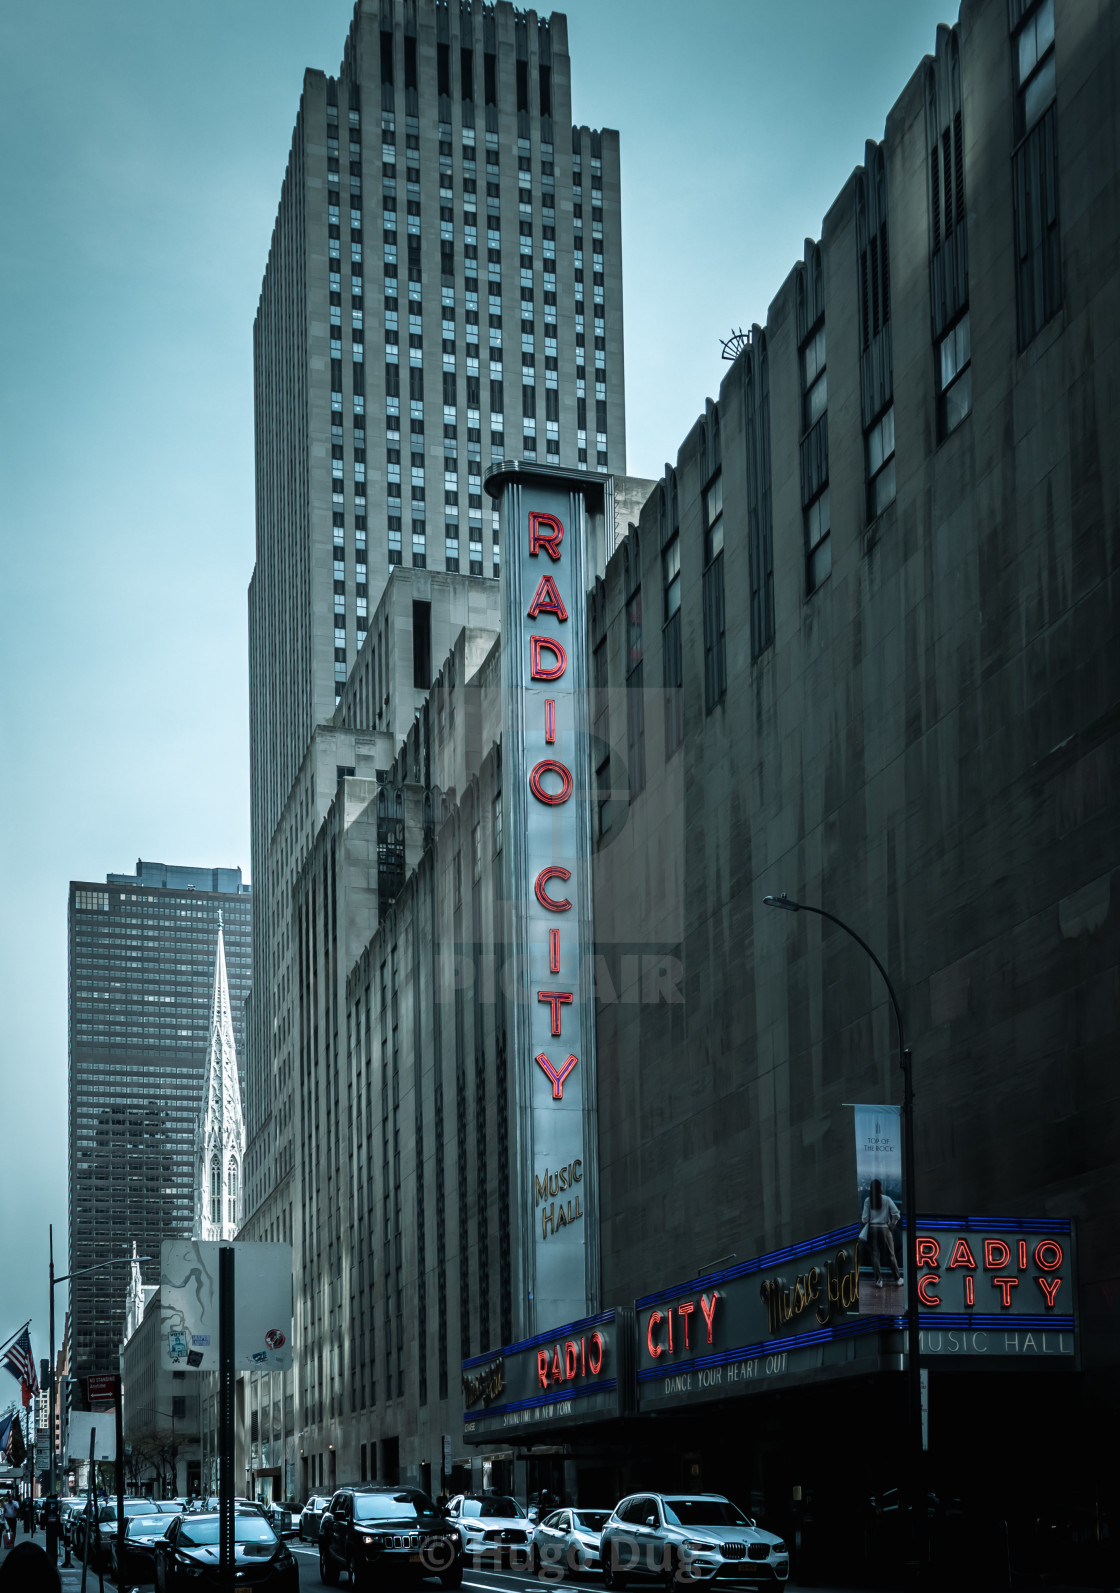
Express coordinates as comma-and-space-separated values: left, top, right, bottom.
853, 1104, 905, 1309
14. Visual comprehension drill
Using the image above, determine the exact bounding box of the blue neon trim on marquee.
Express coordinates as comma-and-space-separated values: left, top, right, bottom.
462, 1308, 616, 1372
463, 1377, 618, 1424
634, 1216, 1072, 1310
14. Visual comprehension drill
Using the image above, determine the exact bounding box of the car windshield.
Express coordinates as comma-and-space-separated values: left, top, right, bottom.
127, 1516, 169, 1537
462, 1497, 523, 1519
574, 1512, 610, 1531
355, 1493, 437, 1522
98, 1502, 151, 1521
662, 1500, 750, 1528
179, 1518, 278, 1547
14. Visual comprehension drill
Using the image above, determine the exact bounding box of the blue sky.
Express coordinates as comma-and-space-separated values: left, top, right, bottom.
0, 0, 957, 1378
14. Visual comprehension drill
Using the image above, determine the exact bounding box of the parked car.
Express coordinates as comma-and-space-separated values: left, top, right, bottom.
445, 1493, 532, 1566
107, 1512, 175, 1584
599, 1494, 788, 1588
531, 1508, 612, 1576
298, 1495, 333, 1542
60, 1498, 84, 1545
153, 1509, 299, 1593
155, 1498, 188, 1514
318, 1485, 463, 1590
74, 1498, 158, 1568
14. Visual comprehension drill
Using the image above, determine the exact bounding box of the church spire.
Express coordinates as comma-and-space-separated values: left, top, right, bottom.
194, 915, 246, 1241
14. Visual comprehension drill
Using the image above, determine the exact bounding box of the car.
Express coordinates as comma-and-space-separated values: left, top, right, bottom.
599, 1494, 788, 1589
74, 1498, 158, 1568
445, 1493, 532, 1567
318, 1485, 463, 1590
531, 1508, 612, 1576
60, 1498, 85, 1546
155, 1498, 188, 1515
298, 1495, 333, 1542
153, 1509, 299, 1593
107, 1512, 174, 1584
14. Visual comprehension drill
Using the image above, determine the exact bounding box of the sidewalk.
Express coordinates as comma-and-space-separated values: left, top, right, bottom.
0, 1525, 102, 1590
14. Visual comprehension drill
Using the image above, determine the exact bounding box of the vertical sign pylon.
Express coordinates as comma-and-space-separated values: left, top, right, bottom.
488, 461, 604, 1335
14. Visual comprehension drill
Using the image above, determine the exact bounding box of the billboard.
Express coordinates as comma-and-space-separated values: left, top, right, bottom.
490, 462, 602, 1333
462, 1309, 631, 1441
160, 1240, 293, 1372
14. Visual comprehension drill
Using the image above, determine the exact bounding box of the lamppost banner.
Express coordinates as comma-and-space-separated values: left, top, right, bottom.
853, 1104, 905, 1305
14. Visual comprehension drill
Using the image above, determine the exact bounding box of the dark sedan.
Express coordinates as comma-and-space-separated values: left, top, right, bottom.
298, 1495, 332, 1542
153, 1511, 299, 1593
108, 1513, 174, 1584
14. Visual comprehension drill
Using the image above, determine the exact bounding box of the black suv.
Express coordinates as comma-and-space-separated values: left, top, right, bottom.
319, 1486, 462, 1590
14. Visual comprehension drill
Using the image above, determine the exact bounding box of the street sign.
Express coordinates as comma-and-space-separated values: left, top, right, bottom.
66, 1413, 115, 1462
86, 1374, 117, 1406
160, 1239, 293, 1371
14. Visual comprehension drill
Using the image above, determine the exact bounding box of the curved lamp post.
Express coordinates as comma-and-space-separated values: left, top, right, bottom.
763, 893, 922, 1564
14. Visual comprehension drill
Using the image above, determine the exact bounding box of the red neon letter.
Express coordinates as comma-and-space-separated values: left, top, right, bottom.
992, 1276, 1019, 1308
537, 990, 574, 1036
917, 1273, 941, 1308
947, 1238, 977, 1270
544, 699, 556, 743
647, 1313, 662, 1358
915, 1237, 940, 1269
550, 1348, 562, 1385
1019, 1240, 1028, 1272
1034, 1240, 1063, 1272
984, 1239, 1011, 1270
549, 928, 560, 974
700, 1293, 718, 1344
534, 866, 572, 912
534, 1051, 578, 1100
588, 1332, 603, 1374
677, 1301, 695, 1351
964, 1275, 975, 1308
529, 510, 564, 560
1036, 1277, 1062, 1308
565, 1341, 578, 1380
530, 636, 567, 681
666, 1310, 673, 1352
528, 574, 569, 622
529, 760, 573, 805
537, 1351, 549, 1390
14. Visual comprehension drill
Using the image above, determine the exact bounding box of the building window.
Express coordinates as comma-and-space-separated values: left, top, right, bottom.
595, 750, 611, 841
937, 311, 971, 436
209, 1154, 220, 1227
471, 823, 481, 883
700, 415, 726, 714
866, 405, 896, 519
660, 475, 683, 757
800, 314, 830, 592
625, 556, 645, 796
492, 791, 502, 855
1011, 0, 1060, 349
227, 1158, 238, 1228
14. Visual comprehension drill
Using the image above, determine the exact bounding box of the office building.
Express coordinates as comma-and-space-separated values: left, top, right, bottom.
240, 0, 628, 1500
67, 860, 251, 1382
264, 0, 1117, 1578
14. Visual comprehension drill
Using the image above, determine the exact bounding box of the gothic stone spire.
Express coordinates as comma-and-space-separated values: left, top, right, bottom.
194, 915, 246, 1240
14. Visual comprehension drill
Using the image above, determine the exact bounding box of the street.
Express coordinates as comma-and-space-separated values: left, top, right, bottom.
0, 1529, 854, 1593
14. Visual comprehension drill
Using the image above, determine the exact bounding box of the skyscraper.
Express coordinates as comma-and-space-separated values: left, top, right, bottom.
67, 860, 251, 1381
245, 0, 625, 1241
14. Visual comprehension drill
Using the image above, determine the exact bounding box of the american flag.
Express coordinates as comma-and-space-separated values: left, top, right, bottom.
1, 1328, 38, 1397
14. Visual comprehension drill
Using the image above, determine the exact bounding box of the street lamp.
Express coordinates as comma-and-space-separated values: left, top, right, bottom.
48, 1229, 152, 1494
763, 893, 922, 1563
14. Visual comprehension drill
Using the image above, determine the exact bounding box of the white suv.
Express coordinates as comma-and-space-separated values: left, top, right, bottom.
600, 1493, 788, 1588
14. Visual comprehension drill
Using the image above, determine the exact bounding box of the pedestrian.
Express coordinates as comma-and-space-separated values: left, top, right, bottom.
860, 1178, 902, 1287
2, 1497, 18, 1550
0, 1540, 63, 1591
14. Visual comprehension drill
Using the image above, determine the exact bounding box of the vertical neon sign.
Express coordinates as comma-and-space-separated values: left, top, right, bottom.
488, 463, 602, 1334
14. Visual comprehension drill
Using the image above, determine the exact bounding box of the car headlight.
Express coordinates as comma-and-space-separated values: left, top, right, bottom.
361, 1535, 375, 1545
682, 1541, 715, 1554
275, 1547, 294, 1568
772, 1542, 787, 1555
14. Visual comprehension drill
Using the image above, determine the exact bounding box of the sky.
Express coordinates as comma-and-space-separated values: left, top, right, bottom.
0, 0, 958, 1395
